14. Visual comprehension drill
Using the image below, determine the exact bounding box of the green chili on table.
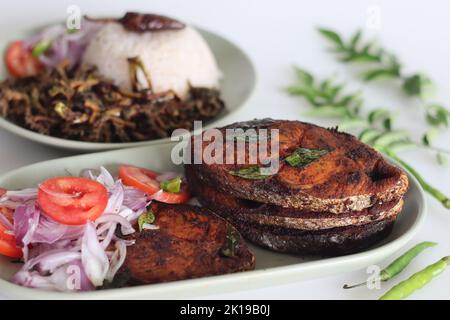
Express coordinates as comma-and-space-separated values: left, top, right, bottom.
379, 256, 450, 300
343, 241, 437, 289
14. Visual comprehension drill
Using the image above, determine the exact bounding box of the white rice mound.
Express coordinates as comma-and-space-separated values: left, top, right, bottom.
82, 22, 221, 99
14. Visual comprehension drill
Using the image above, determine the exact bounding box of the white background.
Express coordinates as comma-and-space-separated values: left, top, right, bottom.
1, 0, 449, 299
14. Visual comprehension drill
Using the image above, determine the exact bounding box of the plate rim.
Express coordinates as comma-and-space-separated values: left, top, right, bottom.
0, 143, 427, 299
0, 26, 257, 151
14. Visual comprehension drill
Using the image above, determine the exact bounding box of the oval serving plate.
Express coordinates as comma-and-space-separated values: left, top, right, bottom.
0, 143, 426, 299
0, 25, 257, 151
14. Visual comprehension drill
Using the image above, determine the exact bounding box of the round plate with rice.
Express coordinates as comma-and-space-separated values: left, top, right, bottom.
0, 12, 256, 151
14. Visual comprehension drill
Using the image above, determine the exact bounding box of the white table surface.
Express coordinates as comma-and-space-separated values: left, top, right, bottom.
1, 0, 449, 300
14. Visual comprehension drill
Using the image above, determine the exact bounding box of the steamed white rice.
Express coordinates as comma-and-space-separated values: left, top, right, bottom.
82, 22, 221, 99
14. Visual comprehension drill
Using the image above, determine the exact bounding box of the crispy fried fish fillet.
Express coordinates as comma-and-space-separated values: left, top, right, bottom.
186, 165, 404, 231
187, 119, 408, 214
115, 202, 255, 286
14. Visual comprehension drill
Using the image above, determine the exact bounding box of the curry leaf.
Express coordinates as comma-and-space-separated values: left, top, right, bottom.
359, 128, 382, 144
372, 130, 410, 149
304, 105, 349, 118
426, 104, 449, 127
362, 68, 400, 81
228, 166, 274, 180
222, 226, 240, 257
295, 67, 314, 86
285, 148, 329, 167
350, 30, 362, 49
318, 28, 344, 48
422, 127, 440, 146
403, 73, 435, 100
338, 118, 369, 130
437, 153, 449, 166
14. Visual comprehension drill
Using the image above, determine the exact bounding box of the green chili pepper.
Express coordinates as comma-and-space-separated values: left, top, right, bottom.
379, 256, 450, 300
32, 40, 51, 57
160, 176, 182, 193
343, 241, 437, 289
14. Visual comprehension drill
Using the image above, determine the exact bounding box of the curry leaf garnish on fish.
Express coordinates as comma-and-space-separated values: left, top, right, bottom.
228, 165, 275, 180
285, 148, 329, 167
318, 27, 449, 151
222, 226, 240, 258
287, 67, 450, 209
138, 211, 156, 232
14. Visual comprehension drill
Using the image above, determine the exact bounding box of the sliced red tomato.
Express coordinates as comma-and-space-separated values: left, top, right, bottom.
0, 188, 6, 197
37, 177, 108, 225
119, 165, 191, 204
4, 40, 43, 78
0, 222, 22, 258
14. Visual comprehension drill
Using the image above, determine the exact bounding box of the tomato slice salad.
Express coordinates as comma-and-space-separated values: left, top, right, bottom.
0, 207, 22, 258
4, 40, 43, 78
119, 165, 191, 204
37, 177, 108, 225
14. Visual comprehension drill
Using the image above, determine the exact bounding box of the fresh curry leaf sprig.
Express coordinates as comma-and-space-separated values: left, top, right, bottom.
318, 28, 401, 81
288, 67, 450, 209
318, 27, 450, 161
318, 28, 435, 98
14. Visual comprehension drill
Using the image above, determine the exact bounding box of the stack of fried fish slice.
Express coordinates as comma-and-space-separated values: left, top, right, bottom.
185, 119, 409, 256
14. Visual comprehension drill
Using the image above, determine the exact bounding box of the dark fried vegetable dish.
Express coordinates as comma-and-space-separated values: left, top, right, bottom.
0, 64, 224, 143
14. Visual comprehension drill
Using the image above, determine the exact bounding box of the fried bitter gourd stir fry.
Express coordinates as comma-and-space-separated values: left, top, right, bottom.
0, 64, 224, 143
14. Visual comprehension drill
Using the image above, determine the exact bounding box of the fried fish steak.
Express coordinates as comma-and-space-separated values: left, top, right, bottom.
186, 119, 408, 214
115, 202, 255, 286
186, 165, 404, 231
228, 217, 396, 256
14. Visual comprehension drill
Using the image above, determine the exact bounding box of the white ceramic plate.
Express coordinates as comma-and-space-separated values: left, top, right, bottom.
0, 143, 426, 299
0, 25, 256, 151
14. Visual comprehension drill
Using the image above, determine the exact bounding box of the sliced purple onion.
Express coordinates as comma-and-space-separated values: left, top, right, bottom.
14, 203, 40, 260
100, 222, 116, 249
95, 213, 134, 236
81, 222, 109, 287
142, 223, 160, 231
32, 215, 67, 244
8, 166, 175, 292
149, 189, 165, 201
5, 188, 38, 202
106, 241, 126, 282
96, 167, 115, 188
13, 259, 94, 292
79, 168, 100, 180
37, 251, 81, 274
156, 171, 182, 182
104, 181, 124, 214
123, 187, 148, 211
24, 19, 102, 69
